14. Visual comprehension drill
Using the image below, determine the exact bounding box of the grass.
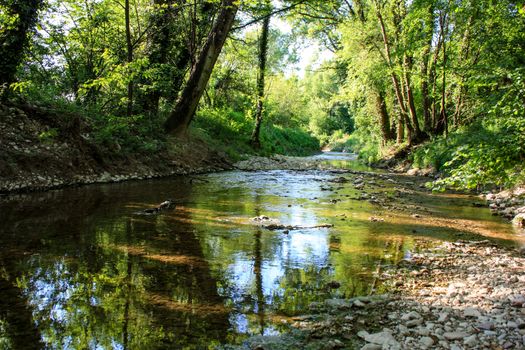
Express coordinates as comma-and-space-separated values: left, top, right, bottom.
192, 107, 320, 160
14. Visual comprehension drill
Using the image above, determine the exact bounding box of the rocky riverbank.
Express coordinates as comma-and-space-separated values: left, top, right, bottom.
0, 102, 232, 194
234, 154, 329, 171
485, 187, 525, 229
223, 241, 525, 350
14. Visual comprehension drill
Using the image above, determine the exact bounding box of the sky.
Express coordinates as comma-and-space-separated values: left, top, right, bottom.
272, 16, 335, 77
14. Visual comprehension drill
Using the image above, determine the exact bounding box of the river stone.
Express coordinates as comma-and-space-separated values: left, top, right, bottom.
438, 312, 449, 323
99, 171, 111, 182
406, 318, 423, 328
401, 311, 421, 320
477, 322, 495, 330
353, 299, 366, 307
325, 299, 350, 310
464, 307, 481, 318
464, 334, 478, 347
358, 329, 400, 347
420, 336, 434, 348
444, 331, 470, 340
360, 344, 381, 350
513, 213, 525, 227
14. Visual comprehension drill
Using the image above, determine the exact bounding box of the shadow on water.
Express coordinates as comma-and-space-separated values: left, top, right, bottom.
0, 161, 523, 348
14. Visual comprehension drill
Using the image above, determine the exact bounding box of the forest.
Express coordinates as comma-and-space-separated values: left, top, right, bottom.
1, 0, 524, 191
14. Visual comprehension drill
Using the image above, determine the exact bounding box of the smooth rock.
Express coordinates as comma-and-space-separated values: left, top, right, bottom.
477, 322, 495, 331
464, 307, 481, 318
444, 331, 470, 340
464, 334, 478, 347
438, 312, 449, 323
406, 318, 423, 328
401, 311, 421, 320
360, 344, 381, 350
361, 330, 400, 347
353, 299, 366, 308
420, 336, 434, 348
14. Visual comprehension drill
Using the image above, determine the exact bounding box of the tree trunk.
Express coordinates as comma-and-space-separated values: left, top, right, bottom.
429, 23, 444, 132
164, 0, 238, 135
396, 111, 404, 144
250, 14, 270, 149
0, 0, 42, 99
403, 54, 422, 141
453, 16, 474, 126
374, 89, 394, 144
421, 43, 432, 132
435, 11, 448, 136
375, 4, 412, 144
420, 3, 434, 133
139, 0, 173, 116
125, 0, 134, 117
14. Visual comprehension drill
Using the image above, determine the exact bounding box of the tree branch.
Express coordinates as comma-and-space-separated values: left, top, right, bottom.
231, 1, 307, 31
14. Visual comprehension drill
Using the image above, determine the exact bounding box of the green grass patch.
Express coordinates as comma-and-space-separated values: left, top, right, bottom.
192, 107, 320, 159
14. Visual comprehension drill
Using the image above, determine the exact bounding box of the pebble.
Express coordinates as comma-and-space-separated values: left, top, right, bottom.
464, 334, 478, 347
420, 336, 434, 347
464, 307, 481, 318
444, 331, 470, 340
360, 345, 381, 350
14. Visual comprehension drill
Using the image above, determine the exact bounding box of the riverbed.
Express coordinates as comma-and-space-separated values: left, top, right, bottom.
0, 153, 522, 349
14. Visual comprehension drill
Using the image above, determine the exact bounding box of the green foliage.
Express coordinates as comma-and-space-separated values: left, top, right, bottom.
260, 124, 320, 156
430, 123, 524, 191
413, 67, 525, 190
38, 127, 58, 143
193, 107, 319, 159
90, 113, 165, 153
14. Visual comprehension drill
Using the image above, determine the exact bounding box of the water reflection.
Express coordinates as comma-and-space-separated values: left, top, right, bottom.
0, 165, 521, 348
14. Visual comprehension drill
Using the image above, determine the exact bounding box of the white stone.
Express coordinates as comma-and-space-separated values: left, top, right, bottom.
464, 307, 481, 318
464, 334, 478, 347
353, 299, 366, 307
420, 336, 434, 348
360, 344, 381, 350
361, 330, 400, 347
402, 311, 421, 321
438, 312, 449, 323
444, 331, 470, 340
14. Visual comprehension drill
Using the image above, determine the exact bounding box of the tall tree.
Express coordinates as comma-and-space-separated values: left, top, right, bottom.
250, 4, 271, 149
164, 0, 239, 135
125, 0, 134, 117
0, 0, 43, 98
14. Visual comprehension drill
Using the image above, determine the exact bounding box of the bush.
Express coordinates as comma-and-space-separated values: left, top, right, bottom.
412, 116, 525, 191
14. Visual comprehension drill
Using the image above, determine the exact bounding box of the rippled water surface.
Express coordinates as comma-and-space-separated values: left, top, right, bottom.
0, 154, 522, 349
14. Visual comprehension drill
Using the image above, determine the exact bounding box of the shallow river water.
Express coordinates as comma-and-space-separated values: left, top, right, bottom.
0, 153, 522, 349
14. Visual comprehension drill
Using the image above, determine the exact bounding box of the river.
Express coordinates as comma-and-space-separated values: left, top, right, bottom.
0, 153, 521, 349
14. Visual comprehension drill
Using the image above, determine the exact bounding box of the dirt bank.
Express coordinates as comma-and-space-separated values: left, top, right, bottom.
0, 102, 232, 193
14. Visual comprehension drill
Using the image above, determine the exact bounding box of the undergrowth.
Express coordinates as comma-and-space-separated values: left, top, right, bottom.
192, 107, 320, 160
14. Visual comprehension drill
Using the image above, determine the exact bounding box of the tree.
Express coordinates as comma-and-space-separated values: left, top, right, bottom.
0, 0, 43, 98
164, 0, 239, 135
250, 3, 271, 149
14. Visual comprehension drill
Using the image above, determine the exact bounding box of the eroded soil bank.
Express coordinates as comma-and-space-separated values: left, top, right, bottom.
0, 103, 232, 193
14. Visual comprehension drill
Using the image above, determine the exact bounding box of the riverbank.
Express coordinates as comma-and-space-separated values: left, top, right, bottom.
223, 240, 525, 350
0, 102, 232, 194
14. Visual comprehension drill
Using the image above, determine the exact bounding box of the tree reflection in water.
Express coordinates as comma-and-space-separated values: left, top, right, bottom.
0, 169, 516, 348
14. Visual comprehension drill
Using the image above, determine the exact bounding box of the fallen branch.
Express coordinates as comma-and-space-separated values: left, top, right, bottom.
263, 223, 334, 231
